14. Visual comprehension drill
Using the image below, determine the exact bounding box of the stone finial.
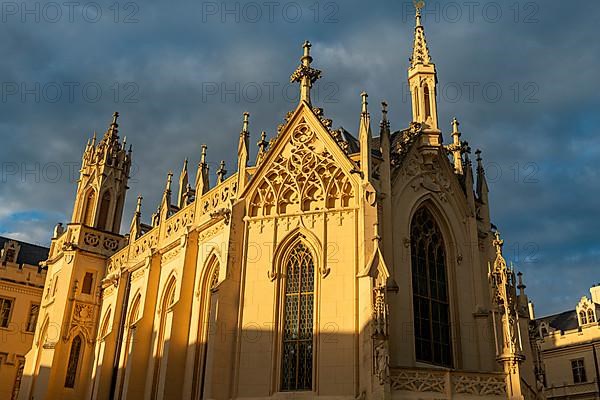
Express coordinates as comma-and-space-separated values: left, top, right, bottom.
452, 117, 460, 136
216, 160, 227, 184
493, 231, 504, 255
200, 144, 207, 165
165, 171, 173, 192
136, 195, 143, 214
361, 92, 369, 115
290, 40, 322, 105
242, 112, 250, 134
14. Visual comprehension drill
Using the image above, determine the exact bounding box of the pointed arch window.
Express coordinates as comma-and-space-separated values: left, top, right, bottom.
423, 85, 432, 119
65, 335, 83, 388
83, 191, 95, 226
97, 191, 111, 230
281, 242, 314, 392
411, 207, 452, 367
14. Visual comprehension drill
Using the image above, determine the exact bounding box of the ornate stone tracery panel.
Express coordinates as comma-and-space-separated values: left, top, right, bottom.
249, 120, 354, 217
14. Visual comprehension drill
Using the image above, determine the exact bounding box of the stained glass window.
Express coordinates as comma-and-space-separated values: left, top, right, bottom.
411, 207, 452, 367
281, 242, 314, 391
64, 335, 82, 388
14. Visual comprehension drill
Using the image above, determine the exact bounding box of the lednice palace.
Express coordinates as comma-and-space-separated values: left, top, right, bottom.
0, 5, 598, 400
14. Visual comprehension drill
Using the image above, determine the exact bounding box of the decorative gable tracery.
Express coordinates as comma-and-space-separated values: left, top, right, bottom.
249, 119, 355, 217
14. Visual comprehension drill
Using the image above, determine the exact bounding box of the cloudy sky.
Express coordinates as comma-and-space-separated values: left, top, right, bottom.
0, 0, 597, 316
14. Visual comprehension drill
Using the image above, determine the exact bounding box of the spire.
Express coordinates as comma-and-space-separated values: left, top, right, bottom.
450, 118, 463, 174
475, 149, 491, 229
475, 149, 489, 198
130, 195, 143, 240
105, 111, 120, 140
196, 144, 210, 197
408, 0, 439, 133
358, 92, 372, 182
411, 2, 432, 68
160, 171, 173, 219
178, 158, 189, 209
379, 101, 391, 158
378, 101, 395, 277
216, 160, 227, 184
237, 112, 250, 191
256, 131, 269, 164
464, 150, 476, 216
290, 40, 322, 105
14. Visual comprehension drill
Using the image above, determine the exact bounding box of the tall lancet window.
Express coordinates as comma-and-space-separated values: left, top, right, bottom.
64, 335, 83, 388
281, 242, 314, 391
411, 207, 452, 367
423, 85, 431, 120
97, 191, 111, 230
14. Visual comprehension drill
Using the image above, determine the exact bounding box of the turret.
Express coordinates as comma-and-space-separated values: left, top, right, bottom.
71, 112, 131, 234
408, 3, 441, 142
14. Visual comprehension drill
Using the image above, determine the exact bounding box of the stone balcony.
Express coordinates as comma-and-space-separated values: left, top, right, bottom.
50, 224, 127, 259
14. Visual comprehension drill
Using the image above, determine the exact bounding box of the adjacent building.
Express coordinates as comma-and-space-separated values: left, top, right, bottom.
536, 286, 600, 399
0, 237, 48, 399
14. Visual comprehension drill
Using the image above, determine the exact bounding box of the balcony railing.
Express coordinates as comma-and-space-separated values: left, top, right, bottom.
545, 381, 598, 399
390, 367, 507, 398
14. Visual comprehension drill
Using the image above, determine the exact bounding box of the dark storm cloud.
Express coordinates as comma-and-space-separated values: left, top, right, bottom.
0, 0, 597, 315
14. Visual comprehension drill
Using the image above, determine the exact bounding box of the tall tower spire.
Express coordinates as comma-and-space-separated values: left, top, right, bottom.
71, 112, 131, 233
408, 1, 440, 134
290, 41, 322, 105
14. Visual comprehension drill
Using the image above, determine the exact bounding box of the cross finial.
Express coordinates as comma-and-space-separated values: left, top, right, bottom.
302, 40, 312, 62
475, 149, 483, 164
291, 40, 322, 105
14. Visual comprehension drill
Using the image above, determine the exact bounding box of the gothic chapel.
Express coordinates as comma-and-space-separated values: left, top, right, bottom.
18, 5, 544, 400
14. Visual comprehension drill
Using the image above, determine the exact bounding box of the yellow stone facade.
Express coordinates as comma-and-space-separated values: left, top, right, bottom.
0, 237, 48, 399
536, 286, 600, 399
17, 6, 545, 400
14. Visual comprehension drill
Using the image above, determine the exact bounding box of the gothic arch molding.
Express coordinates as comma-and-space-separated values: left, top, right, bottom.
407, 198, 463, 367
269, 227, 322, 281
